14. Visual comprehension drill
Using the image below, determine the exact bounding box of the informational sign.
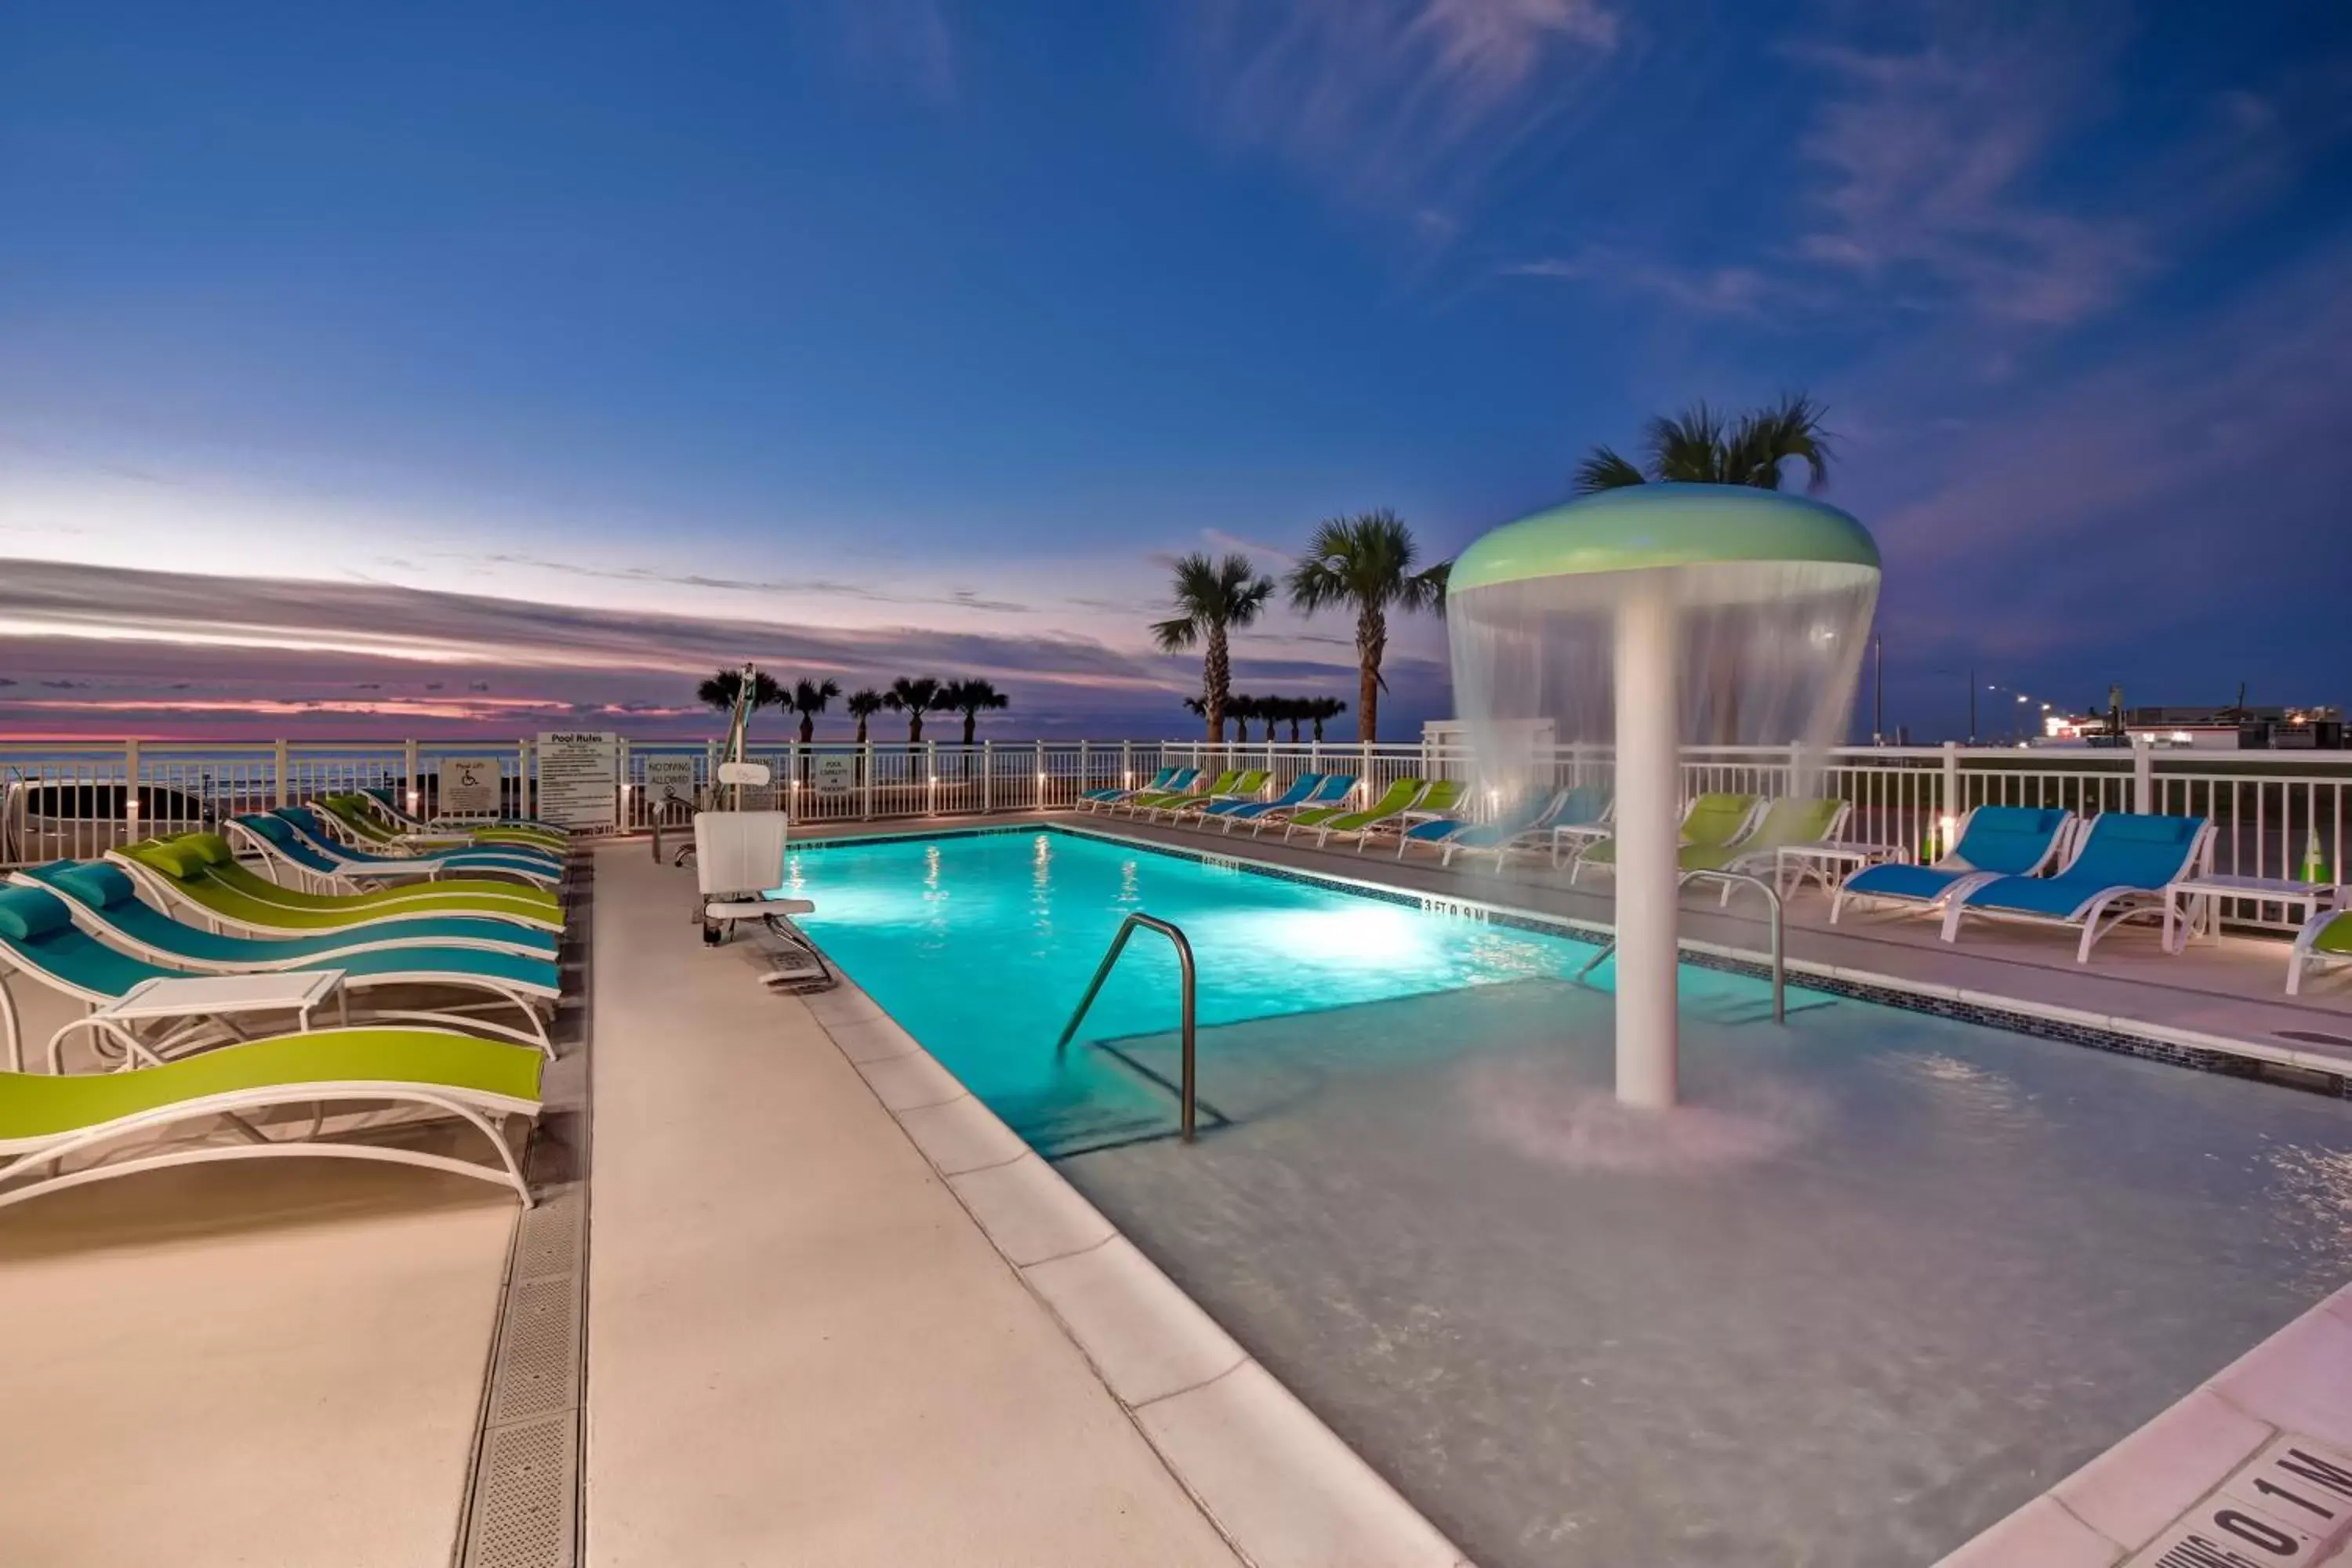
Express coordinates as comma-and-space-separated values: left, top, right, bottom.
535, 731, 619, 830
813, 753, 855, 794
642, 757, 699, 813
437, 757, 502, 818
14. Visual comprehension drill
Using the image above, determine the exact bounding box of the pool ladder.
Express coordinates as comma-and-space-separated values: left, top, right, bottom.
1054, 913, 1199, 1142
1573, 869, 1786, 1025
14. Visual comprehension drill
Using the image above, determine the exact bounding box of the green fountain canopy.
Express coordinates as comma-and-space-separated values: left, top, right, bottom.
1450, 483, 1880, 597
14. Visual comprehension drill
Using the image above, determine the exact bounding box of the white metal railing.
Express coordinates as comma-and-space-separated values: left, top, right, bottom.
3, 736, 2344, 933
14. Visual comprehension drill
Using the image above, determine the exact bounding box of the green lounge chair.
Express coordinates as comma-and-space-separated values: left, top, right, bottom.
2290, 908, 2352, 997
1149, 769, 1268, 822
1079, 767, 1181, 812
1120, 769, 1238, 817
361, 786, 569, 847
0, 1026, 542, 1213
103, 844, 557, 961
1287, 778, 1428, 845
129, 833, 562, 931
285, 805, 564, 875
1679, 797, 1850, 903
1567, 793, 1762, 885
1345, 779, 1465, 854
327, 793, 565, 855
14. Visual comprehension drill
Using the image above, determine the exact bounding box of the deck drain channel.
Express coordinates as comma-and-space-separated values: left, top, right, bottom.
457, 879, 593, 1568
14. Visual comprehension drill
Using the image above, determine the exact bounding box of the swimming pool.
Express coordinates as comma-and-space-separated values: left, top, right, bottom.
784, 824, 1681, 1149
786, 826, 2352, 1566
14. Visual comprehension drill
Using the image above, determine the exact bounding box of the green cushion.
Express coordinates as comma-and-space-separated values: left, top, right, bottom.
0, 1029, 543, 1143
2314, 914, 2352, 957
181, 832, 237, 866
125, 838, 205, 879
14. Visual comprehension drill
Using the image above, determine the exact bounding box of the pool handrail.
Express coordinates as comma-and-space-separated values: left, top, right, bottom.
1051, 911, 1199, 1142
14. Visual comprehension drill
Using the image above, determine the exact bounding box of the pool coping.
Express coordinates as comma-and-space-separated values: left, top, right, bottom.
786, 819, 2352, 1566
798, 968, 1472, 1568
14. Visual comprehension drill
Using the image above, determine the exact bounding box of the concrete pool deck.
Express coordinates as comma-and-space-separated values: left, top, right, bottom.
4, 817, 2348, 1566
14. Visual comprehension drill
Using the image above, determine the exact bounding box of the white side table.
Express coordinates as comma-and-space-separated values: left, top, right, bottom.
2163, 876, 2340, 955
1773, 841, 1909, 897
59, 970, 347, 1072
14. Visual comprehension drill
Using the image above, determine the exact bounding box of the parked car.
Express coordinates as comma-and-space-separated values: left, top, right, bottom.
0, 780, 212, 865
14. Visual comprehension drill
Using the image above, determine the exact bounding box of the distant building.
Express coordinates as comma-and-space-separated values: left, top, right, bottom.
2042, 704, 2345, 750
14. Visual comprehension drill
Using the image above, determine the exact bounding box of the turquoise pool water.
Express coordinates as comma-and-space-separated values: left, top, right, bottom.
784, 826, 1687, 1147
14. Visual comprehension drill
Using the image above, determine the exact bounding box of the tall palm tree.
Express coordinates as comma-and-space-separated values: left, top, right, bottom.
787, 677, 840, 744
883, 676, 946, 743
1286, 511, 1450, 746
1152, 553, 1274, 742
942, 677, 1011, 745
1573, 392, 1834, 495
844, 688, 884, 744
1306, 695, 1347, 741
696, 667, 782, 719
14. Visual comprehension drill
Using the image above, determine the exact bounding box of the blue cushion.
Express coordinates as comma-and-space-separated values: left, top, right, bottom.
1952, 808, 2069, 874
0, 886, 74, 942
51, 862, 141, 910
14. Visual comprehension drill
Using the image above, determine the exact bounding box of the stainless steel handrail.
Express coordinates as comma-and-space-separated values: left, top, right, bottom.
1570, 870, 1786, 1025
1054, 913, 1199, 1142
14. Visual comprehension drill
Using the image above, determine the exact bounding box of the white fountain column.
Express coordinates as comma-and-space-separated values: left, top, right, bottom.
1613, 575, 1679, 1109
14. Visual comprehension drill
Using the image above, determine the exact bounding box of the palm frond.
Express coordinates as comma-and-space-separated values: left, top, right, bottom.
1572, 447, 1646, 493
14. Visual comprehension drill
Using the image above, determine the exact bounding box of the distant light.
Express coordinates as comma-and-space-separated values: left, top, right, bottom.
2016, 694, 2028, 703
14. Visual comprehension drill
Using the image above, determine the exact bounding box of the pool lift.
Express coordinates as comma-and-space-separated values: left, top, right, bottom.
691, 662, 832, 990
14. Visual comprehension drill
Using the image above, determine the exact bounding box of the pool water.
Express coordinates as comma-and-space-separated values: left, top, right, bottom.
783, 826, 2352, 1566
786, 826, 1666, 1149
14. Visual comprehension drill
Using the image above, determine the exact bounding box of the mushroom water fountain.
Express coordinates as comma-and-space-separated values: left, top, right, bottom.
1447, 484, 1881, 1109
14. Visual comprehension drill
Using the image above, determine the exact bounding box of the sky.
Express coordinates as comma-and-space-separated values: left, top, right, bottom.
2, 1, 2349, 743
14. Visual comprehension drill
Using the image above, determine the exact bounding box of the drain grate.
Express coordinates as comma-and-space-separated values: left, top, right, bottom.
461, 1414, 579, 1568
489, 1275, 585, 1423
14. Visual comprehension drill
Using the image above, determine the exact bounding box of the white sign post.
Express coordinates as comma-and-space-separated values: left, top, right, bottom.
535, 731, 619, 831
437, 757, 503, 819
642, 757, 699, 814
813, 753, 855, 795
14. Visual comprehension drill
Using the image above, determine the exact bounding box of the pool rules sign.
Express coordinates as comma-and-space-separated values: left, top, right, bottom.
535, 731, 619, 831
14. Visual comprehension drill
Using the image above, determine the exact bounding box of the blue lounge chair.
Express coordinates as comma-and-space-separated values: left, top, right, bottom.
239, 814, 560, 890
1078, 766, 1179, 811
1203, 773, 1321, 822
4, 866, 559, 1058
280, 806, 563, 875
1940, 811, 2212, 962
1227, 774, 1357, 836
1439, 786, 1608, 868
1831, 806, 2072, 924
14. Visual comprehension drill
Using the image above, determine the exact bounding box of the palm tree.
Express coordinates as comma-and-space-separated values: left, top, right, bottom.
884, 676, 946, 743
1269, 695, 1305, 743
696, 667, 782, 720
844, 688, 884, 745
787, 677, 840, 744
942, 677, 1010, 745
1572, 392, 1833, 495
1286, 511, 1449, 746
1152, 553, 1274, 742
1306, 695, 1347, 741
1228, 693, 1261, 742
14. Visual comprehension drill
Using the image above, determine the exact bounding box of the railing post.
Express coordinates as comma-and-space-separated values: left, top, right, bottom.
1121, 739, 1132, 786
1035, 739, 1047, 808
273, 738, 290, 808
982, 740, 994, 813
617, 736, 632, 829
518, 738, 532, 821
403, 738, 420, 814
1080, 739, 1090, 796
2132, 740, 2154, 815
1940, 740, 1961, 858
122, 739, 140, 840
862, 743, 874, 821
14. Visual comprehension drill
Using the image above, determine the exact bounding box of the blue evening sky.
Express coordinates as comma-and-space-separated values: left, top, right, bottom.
2, 2, 2348, 739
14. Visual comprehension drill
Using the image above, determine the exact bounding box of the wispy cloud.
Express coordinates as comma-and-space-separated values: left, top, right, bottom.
1499, 247, 1809, 318
449, 552, 1031, 615
1186, 0, 1619, 211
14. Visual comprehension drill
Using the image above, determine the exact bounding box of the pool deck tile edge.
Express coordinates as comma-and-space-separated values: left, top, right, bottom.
806, 966, 1474, 1568
1936, 1281, 2352, 1565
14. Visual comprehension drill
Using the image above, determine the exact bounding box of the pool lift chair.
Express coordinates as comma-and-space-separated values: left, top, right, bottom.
689, 665, 833, 993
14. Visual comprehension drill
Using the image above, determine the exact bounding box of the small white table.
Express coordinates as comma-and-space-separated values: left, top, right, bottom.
61, 970, 347, 1071
2163, 875, 2341, 955
1773, 840, 1909, 897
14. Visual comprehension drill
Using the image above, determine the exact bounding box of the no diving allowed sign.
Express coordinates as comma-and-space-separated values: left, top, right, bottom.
2129, 1434, 2352, 1566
